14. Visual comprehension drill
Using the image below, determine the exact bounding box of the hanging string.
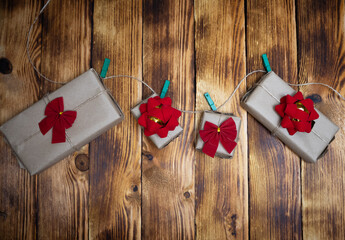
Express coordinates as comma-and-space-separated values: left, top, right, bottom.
288, 82, 345, 101
26, 0, 55, 84
216, 70, 266, 111
104, 72, 267, 113
26, 0, 345, 115
103, 75, 157, 95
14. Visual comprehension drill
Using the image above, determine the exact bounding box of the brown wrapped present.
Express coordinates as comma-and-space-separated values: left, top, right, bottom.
131, 94, 183, 149
196, 111, 241, 158
0, 69, 124, 174
241, 71, 339, 163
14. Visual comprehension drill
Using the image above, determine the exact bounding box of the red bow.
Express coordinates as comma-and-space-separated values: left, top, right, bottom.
38, 97, 77, 143
199, 117, 237, 158
275, 91, 319, 135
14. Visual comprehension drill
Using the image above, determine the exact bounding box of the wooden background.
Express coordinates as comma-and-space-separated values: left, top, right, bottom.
0, 0, 344, 239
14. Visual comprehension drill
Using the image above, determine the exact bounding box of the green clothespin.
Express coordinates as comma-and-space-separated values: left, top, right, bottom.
204, 92, 217, 111
100, 58, 111, 78
160, 80, 170, 98
262, 54, 271, 72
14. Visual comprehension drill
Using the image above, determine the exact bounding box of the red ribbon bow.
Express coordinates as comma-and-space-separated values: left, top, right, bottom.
38, 97, 77, 143
199, 117, 237, 158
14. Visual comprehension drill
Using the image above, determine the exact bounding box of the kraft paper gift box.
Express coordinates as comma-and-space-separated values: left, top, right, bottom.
196, 111, 241, 158
0, 68, 124, 175
241, 71, 339, 163
131, 94, 183, 149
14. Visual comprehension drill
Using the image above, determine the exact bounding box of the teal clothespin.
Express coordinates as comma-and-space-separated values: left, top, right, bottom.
100, 58, 111, 78
160, 80, 170, 98
204, 92, 217, 111
262, 54, 271, 72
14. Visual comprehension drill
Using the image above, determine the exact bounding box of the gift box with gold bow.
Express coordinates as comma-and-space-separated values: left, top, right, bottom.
241, 71, 339, 163
196, 111, 241, 158
0, 69, 124, 175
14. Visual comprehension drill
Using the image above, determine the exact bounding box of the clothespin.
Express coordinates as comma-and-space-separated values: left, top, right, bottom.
160, 80, 170, 98
100, 58, 111, 78
262, 54, 272, 72
204, 92, 217, 111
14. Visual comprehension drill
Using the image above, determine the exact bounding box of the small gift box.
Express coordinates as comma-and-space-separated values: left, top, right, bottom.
131, 94, 183, 149
196, 111, 241, 158
0, 69, 124, 174
241, 71, 339, 163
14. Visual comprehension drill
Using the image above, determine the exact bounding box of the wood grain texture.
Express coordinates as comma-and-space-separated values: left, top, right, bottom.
0, 0, 41, 239
297, 0, 345, 239
194, 0, 248, 239
2, 0, 345, 239
89, 0, 142, 239
246, 0, 302, 239
142, 0, 195, 239
37, 0, 91, 238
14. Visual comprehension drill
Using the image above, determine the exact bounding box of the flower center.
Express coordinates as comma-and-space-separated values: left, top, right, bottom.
59, 112, 63, 115
155, 104, 163, 109
148, 116, 165, 126
217, 127, 220, 133
292, 101, 309, 122
295, 101, 309, 114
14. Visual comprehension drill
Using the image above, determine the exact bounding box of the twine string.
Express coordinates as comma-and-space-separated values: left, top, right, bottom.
27, 0, 345, 114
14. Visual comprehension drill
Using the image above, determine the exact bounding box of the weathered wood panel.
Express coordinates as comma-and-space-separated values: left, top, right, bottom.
0, 0, 41, 239
297, 0, 345, 239
37, 0, 91, 238
142, 0, 195, 239
89, 0, 142, 239
2, 0, 345, 239
194, 0, 248, 239
246, 0, 302, 239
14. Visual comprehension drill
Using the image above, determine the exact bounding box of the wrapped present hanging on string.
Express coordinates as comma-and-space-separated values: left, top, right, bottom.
240, 54, 339, 163
196, 93, 241, 158
131, 80, 183, 149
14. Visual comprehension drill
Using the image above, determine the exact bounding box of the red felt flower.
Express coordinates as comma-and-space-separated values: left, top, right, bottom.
275, 91, 319, 135
39, 97, 77, 143
138, 96, 181, 138
199, 117, 237, 158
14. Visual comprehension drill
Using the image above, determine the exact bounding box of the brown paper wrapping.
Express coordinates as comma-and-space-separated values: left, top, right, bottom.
131, 94, 183, 149
196, 111, 241, 158
0, 69, 124, 174
241, 71, 339, 163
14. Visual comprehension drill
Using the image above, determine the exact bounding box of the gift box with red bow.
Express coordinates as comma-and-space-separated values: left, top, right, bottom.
241, 71, 339, 163
131, 94, 183, 149
0, 69, 124, 174
196, 111, 241, 158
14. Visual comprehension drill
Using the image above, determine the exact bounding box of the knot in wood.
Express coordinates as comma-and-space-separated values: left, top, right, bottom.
75, 154, 89, 171
0, 211, 7, 220
0, 58, 12, 74
133, 185, 138, 192
306, 94, 322, 103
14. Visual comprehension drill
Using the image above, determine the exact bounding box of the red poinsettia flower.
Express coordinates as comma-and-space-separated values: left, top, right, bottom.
138, 96, 181, 138
275, 91, 319, 135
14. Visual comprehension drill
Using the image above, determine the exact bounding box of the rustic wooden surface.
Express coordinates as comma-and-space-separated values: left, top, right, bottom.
195, 1, 248, 239
0, 0, 344, 239
246, 0, 301, 239
142, 0, 195, 239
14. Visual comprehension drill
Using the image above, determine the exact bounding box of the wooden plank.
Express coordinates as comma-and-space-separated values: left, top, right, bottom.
246, 0, 302, 239
89, 0, 142, 239
0, 0, 41, 239
194, 0, 248, 239
37, 0, 91, 239
296, 1, 345, 239
142, 0, 195, 239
